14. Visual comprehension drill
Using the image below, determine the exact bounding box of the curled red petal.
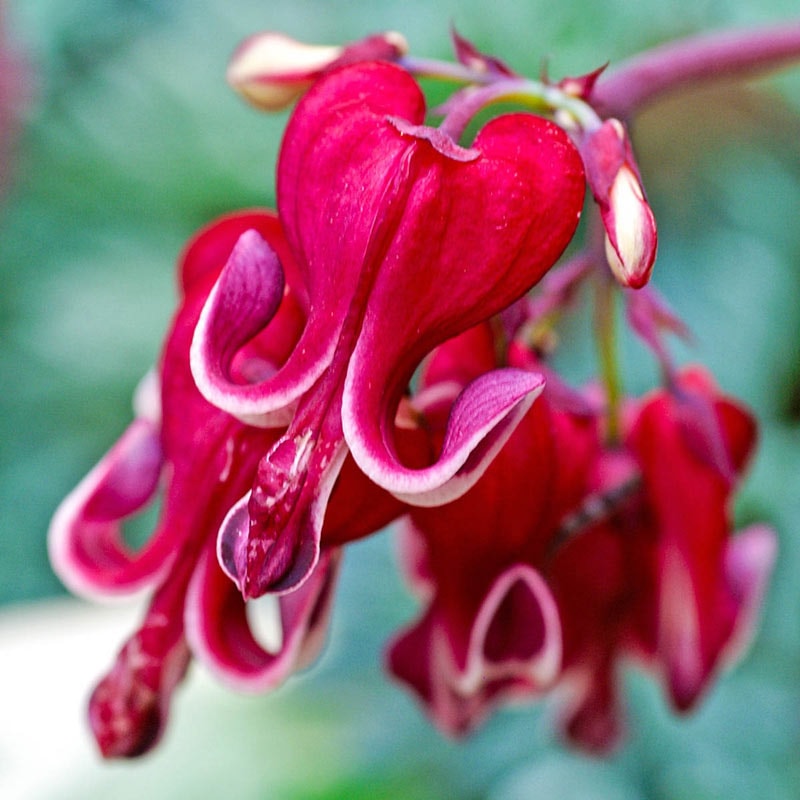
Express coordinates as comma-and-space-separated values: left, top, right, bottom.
190, 230, 315, 427
185, 545, 341, 691
48, 418, 171, 597
387, 563, 561, 737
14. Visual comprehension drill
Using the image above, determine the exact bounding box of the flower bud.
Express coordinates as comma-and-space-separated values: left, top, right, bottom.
581, 119, 657, 288
227, 31, 408, 111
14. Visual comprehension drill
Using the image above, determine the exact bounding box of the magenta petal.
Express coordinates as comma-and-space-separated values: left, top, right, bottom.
190, 229, 320, 427
344, 367, 544, 505
216, 489, 321, 598
462, 564, 561, 691
48, 418, 173, 598
88, 583, 191, 758
185, 546, 340, 691
719, 524, 777, 663
387, 564, 560, 737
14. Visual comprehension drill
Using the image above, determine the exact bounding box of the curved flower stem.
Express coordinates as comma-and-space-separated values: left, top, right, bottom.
594, 269, 622, 445
399, 55, 603, 137
593, 21, 800, 118
438, 79, 602, 140
399, 55, 496, 85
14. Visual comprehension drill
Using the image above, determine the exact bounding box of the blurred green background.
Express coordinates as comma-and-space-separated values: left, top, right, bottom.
2, 0, 800, 797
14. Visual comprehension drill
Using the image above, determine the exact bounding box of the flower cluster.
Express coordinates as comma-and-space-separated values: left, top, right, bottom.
49, 24, 797, 758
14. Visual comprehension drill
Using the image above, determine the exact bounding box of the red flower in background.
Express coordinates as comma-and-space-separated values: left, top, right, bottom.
553, 368, 775, 751
387, 327, 774, 752
387, 325, 599, 735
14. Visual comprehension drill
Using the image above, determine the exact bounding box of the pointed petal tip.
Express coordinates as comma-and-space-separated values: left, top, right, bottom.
88, 630, 190, 759
215, 489, 323, 600
189, 229, 303, 427
345, 367, 544, 507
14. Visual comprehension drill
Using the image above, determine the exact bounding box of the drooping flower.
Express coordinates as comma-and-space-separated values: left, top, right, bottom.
387, 324, 774, 750
387, 324, 600, 735
191, 60, 586, 599
552, 368, 776, 751
48, 211, 403, 757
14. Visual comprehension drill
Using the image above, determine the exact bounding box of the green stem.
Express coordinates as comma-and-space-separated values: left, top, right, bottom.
594, 271, 622, 445
438, 78, 602, 140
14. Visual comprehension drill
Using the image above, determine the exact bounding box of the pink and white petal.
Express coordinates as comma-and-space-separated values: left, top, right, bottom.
459, 564, 561, 693
48, 418, 174, 599
185, 546, 340, 692
719, 524, 777, 669
190, 229, 328, 427
179, 209, 300, 299
657, 546, 705, 710
215, 490, 318, 598
343, 366, 544, 506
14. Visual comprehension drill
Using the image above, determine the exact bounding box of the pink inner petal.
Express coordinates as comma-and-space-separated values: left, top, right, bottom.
185, 546, 341, 691
344, 367, 544, 505
48, 418, 172, 598
191, 230, 323, 427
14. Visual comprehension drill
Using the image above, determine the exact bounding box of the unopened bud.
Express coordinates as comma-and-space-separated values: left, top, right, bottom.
581, 119, 657, 289
227, 31, 408, 111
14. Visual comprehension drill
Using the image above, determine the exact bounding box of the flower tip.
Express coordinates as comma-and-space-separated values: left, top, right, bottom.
603, 165, 658, 289
581, 118, 658, 288
226, 31, 409, 111
380, 31, 410, 57
227, 32, 343, 111
89, 679, 163, 758
557, 63, 608, 99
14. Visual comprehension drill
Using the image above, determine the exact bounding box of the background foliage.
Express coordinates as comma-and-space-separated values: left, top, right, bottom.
2, 0, 800, 797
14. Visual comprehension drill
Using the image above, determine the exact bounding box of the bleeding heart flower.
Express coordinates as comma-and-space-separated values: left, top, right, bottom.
48, 211, 402, 757
386, 324, 600, 735
630, 368, 776, 710
191, 60, 586, 599
551, 368, 776, 752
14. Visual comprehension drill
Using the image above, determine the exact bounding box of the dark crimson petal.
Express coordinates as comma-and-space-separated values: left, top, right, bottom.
629, 368, 773, 709
185, 545, 341, 690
